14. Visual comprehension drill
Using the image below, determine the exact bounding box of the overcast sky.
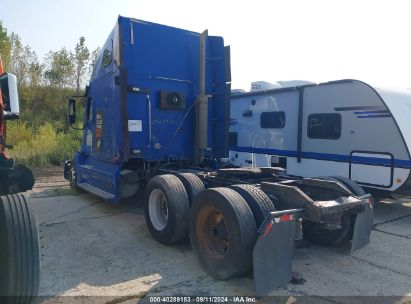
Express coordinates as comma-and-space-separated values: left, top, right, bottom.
1, 0, 411, 90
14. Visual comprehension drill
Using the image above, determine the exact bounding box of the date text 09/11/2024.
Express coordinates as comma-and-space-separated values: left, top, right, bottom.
148, 296, 257, 303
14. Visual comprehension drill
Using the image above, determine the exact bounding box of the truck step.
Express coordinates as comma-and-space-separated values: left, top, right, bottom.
77, 183, 115, 200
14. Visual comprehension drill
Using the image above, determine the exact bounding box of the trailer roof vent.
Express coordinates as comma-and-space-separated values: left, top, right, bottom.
231, 89, 246, 95
251, 81, 281, 91
277, 80, 315, 88
250, 80, 315, 91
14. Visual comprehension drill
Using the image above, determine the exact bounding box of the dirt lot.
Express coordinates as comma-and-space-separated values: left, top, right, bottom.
28, 167, 411, 303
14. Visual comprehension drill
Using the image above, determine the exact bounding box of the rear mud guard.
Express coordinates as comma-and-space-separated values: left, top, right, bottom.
253, 209, 304, 296
351, 195, 374, 252
253, 196, 374, 296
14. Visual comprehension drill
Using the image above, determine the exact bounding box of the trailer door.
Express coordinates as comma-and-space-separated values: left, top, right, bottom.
350, 152, 393, 187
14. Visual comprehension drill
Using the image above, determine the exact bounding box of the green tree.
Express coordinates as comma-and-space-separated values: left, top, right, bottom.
44, 48, 75, 89
0, 27, 42, 86
7, 33, 40, 88
7, 33, 24, 80
74, 36, 90, 94
88, 46, 101, 77
0, 21, 10, 68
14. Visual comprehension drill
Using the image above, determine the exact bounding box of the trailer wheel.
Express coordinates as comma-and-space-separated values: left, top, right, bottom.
229, 184, 276, 228
302, 176, 366, 246
144, 174, 189, 245
0, 194, 40, 302
189, 188, 257, 280
176, 173, 205, 206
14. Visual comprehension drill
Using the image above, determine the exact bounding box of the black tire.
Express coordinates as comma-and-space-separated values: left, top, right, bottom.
0, 182, 7, 196
175, 173, 205, 206
302, 176, 365, 246
0, 194, 40, 303
13, 165, 35, 193
144, 174, 189, 245
229, 184, 276, 229
189, 187, 257, 280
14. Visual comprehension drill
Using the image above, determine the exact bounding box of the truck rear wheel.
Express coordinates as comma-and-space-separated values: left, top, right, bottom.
176, 173, 205, 206
229, 184, 276, 229
302, 176, 365, 246
144, 174, 189, 245
0, 194, 40, 303
189, 188, 257, 280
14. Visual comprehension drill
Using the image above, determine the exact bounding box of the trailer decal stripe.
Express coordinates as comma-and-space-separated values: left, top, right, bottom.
356, 114, 392, 118
334, 106, 386, 111
231, 146, 411, 169
353, 110, 390, 115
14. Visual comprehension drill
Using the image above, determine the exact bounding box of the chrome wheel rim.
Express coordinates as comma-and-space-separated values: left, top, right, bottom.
148, 189, 169, 231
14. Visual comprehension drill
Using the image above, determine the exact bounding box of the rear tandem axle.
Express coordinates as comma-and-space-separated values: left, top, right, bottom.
144, 167, 374, 295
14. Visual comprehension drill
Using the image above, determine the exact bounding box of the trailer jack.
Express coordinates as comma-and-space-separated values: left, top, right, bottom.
253, 196, 374, 296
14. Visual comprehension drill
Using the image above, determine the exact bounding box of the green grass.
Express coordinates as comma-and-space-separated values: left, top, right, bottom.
6, 121, 81, 166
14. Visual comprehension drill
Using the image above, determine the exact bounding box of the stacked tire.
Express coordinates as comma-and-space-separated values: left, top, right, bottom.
0, 194, 40, 304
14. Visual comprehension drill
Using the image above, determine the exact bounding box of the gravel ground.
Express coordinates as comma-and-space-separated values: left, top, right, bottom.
27, 167, 411, 303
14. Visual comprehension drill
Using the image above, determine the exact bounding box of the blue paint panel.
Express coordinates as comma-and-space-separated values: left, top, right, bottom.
121, 18, 228, 161
74, 152, 121, 202
230, 146, 411, 169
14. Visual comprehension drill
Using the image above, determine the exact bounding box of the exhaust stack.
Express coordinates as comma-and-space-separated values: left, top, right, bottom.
195, 30, 208, 166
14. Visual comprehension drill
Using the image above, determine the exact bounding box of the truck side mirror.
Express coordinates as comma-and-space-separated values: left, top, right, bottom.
68, 98, 76, 124
0, 73, 20, 120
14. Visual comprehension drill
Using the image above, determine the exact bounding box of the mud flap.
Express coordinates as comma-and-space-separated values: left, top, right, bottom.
253, 209, 304, 296
351, 197, 374, 252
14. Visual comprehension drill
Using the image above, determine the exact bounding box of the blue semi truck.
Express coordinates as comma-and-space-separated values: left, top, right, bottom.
65, 16, 374, 295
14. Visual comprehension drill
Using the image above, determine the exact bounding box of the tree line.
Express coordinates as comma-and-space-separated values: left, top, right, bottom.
0, 20, 100, 129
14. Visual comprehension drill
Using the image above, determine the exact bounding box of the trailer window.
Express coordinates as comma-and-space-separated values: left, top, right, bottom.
260, 111, 285, 129
308, 113, 341, 139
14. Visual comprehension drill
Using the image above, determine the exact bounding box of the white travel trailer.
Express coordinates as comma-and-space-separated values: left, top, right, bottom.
228, 79, 411, 198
